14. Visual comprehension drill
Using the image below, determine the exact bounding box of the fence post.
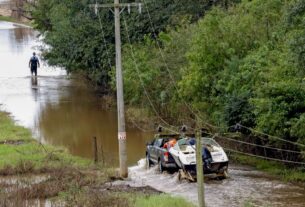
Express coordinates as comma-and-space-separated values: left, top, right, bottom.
93, 137, 98, 163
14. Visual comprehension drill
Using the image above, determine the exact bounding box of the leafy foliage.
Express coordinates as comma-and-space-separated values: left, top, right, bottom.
179, 0, 305, 147
122, 0, 305, 151
31, 0, 228, 87
32, 0, 305, 152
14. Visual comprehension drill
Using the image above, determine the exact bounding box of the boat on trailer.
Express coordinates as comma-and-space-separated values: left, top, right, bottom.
169, 137, 229, 181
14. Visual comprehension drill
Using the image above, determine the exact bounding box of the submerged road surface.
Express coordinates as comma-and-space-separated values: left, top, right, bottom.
127, 159, 305, 207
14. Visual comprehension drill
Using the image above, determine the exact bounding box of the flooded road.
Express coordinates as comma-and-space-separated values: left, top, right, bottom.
127, 159, 305, 207
0, 20, 305, 207
0, 21, 152, 166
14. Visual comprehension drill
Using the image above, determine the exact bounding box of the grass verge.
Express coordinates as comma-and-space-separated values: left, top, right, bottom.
0, 111, 91, 170
0, 15, 16, 22
0, 111, 194, 206
0, 15, 32, 26
230, 154, 305, 182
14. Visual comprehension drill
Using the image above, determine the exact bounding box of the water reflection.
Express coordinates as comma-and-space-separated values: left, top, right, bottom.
0, 21, 65, 77
9, 27, 33, 49
31, 76, 38, 87
0, 21, 152, 166
30, 76, 38, 102
36, 80, 152, 165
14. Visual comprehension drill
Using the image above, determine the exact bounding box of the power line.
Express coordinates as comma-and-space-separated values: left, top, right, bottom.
228, 124, 305, 148
215, 135, 303, 154
141, 0, 226, 131
160, 124, 305, 165
98, 1, 305, 165
224, 148, 305, 165
122, 13, 181, 132
192, 129, 303, 155
95, 0, 113, 69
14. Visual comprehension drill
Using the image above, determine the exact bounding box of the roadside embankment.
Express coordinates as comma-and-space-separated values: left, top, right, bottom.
0, 2, 31, 25
0, 111, 195, 207
0, 15, 31, 26
0, 8, 11, 17
0, 1, 11, 17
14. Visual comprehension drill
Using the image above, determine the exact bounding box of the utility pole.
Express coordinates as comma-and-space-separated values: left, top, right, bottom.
196, 127, 205, 207
90, 0, 142, 178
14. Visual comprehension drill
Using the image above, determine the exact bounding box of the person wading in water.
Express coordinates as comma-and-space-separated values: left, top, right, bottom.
29, 52, 40, 76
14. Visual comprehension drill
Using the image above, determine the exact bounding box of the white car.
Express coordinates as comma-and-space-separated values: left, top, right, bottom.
169, 137, 229, 179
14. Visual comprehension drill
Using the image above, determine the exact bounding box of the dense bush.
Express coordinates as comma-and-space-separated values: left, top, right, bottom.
31, 0, 228, 88
32, 0, 305, 150
122, 0, 305, 150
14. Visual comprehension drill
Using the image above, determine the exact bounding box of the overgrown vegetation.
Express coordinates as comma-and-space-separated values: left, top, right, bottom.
30, 0, 238, 88
121, 0, 305, 160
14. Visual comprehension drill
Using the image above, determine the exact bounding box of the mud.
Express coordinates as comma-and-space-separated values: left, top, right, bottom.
0, 167, 160, 207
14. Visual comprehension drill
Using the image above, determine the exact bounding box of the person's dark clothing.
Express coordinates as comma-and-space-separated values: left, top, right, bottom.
29, 56, 40, 76
202, 147, 212, 170
187, 137, 196, 145
186, 138, 212, 169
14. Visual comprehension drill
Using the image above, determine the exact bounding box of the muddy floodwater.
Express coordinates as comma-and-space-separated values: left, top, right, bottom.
0, 21, 152, 166
127, 160, 305, 207
0, 21, 305, 207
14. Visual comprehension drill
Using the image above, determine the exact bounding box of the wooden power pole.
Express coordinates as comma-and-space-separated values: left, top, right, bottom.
196, 128, 205, 207
91, 0, 142, 178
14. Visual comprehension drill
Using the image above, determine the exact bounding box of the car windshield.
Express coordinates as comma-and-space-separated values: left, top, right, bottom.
175, 138, 222, 152
202, 138, 220, 147
202, 138, 222, 152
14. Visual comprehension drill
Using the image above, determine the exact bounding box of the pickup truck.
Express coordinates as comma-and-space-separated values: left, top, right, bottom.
146, 134, 180, 172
